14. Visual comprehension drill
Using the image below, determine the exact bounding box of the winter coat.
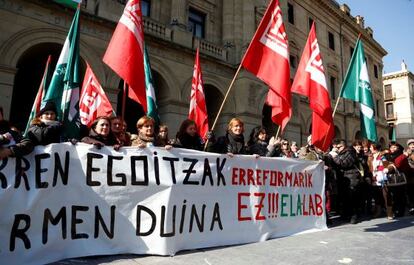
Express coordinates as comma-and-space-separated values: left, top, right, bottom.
208, 132, 247, 154
173, 133, 203, 151
388, 152, 414, 184
27, 118, 62, 146
332, 147, 361, 188
0, 121, 33, 157
131, 132, 163, 147
247, 140, 273, 157
81, 129, 117, 146
356, 151, 372, 183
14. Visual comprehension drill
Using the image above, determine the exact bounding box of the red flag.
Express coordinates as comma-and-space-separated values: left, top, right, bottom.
24, 55, 52, 136
189, 48, 209, 140
103, 0, 147, 112
241, 0, 291, 131
34, 56, 51, 114
291, 23, 334, 151
80, 63, 114, 127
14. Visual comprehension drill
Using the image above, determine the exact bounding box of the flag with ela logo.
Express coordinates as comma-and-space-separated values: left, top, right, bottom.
340, 38, 378, 142
42, 6, 81, 139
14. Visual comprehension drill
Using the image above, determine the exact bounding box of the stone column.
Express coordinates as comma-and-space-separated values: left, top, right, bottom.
0, 65, 17, 119
151, 0, 161, 21
170, 0, 188, 29
242, 0, 255, 46
222, 0, 235, 63
170, 0, 192, 48
222, 0, 234, 44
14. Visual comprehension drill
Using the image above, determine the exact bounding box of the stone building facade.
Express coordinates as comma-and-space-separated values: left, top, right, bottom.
0, 0, 388, 145
383, 62, 414, 145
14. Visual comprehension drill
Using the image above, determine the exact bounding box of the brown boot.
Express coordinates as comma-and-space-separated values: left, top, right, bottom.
387, 207, 394, 220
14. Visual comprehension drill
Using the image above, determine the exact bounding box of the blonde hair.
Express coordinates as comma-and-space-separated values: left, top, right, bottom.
136, 116, 155, 129
227, 118, 244, 133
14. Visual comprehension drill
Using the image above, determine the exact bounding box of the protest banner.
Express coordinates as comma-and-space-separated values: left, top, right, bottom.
0, 144, 326, 265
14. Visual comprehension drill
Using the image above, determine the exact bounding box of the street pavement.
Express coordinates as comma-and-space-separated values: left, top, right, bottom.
53, 215, 414, 265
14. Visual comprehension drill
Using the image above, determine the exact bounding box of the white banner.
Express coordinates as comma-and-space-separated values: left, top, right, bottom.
0, 144, 326, 265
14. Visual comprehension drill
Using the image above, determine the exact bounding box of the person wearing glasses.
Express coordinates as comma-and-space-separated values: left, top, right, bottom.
279, 139, 293, 158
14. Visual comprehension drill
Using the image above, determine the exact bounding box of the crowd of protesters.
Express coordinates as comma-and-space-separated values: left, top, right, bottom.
1, 103, 413, 225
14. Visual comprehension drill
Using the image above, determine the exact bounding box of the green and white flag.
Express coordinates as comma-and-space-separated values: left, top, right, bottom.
144, 45, 160, 125
42, 7, 81, 139
340, 38, 378, 142
54, 0, 81, 9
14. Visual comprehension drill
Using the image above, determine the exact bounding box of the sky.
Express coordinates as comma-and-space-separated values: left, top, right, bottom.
336, 0, 414, 73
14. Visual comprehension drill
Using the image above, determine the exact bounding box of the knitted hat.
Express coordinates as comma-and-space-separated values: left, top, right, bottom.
407, 139, 414, 146
38, 102, 57, 116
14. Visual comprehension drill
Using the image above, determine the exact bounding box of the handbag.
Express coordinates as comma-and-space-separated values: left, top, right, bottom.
386, 165, 407, 187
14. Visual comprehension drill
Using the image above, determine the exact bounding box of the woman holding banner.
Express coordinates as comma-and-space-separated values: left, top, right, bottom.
81, 116, 120, 150
0, 107, 33, 159
246, 126, 277, 157
173, 119, 203, 151
207, 118, 247, 156
27, 102, 63, 146
131, 116, 172, 149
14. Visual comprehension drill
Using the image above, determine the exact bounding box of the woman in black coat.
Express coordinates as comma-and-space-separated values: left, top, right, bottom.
174, 119, 203, 151
81, 116, 119, 150
27, 101, 63, 146
247, 126, 274, 157
208, 118, 247, 155
0, 118, 34, 159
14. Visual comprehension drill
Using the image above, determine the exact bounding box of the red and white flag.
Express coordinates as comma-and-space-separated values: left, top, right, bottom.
103, 0, 147, 111
189, 48, 209, 140
291, 23, 334, 151
241, 0, 291, 131
80, 63, 114, 127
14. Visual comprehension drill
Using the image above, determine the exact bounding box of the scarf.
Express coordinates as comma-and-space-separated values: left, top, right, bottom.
138, 132, 154, 143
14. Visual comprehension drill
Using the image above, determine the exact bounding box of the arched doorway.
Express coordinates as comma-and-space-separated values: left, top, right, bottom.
117, 81, 145, 134
334, 126, 342, 140
116, 70, 170, 133
262, 104, 278, 136
10, 42, 86, 131
153, 70, 170, 126
355, 130, 362, 140
10, 43, 62, 130
204, 84, 223, 130
379, 137, 386, 147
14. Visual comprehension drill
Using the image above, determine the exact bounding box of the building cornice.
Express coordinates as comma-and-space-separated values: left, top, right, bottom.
383, 71, 414, 80
316, 0, 387, 57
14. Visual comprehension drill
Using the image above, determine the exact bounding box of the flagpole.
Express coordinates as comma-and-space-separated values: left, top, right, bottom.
203, 63, 244, 150
332, 33, 362, 119
323, 33, 363, 148
122, 81, 127, 120
203, 0, 285, 151
275, 126, 281, 138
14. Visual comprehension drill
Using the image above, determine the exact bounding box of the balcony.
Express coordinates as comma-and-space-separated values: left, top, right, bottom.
193, 38, 227, 61
143, 18, 172, 41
